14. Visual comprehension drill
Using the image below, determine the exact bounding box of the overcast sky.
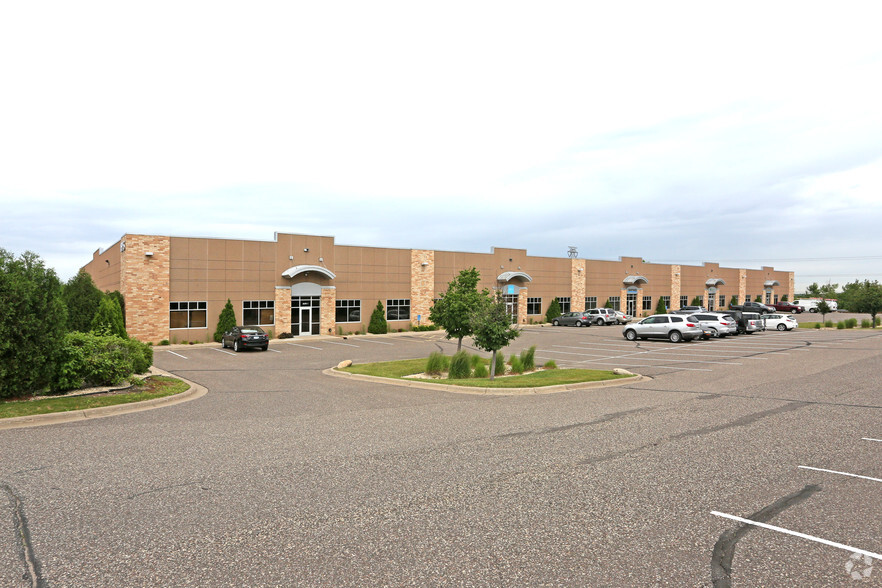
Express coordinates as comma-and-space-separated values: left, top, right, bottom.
2, 2, 881, 291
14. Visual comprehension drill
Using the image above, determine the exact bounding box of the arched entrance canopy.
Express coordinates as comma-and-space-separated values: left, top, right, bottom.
497, 271, 532, 282
764, 280, 780, 288
281, 265, 336, 280
623, 275, 648, 286
705, 278, 726, 287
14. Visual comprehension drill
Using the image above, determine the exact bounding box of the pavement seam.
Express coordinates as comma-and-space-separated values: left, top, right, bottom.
2, 483, 44, 588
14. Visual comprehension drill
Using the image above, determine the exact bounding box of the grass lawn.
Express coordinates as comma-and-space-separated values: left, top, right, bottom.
340, 358, 631, 389
0, 376, 190, 419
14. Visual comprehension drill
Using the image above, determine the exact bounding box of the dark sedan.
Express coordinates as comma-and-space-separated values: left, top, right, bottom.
222, 326, 269, 351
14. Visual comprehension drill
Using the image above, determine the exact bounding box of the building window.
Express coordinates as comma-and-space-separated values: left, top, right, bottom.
336, 299, 361, 323
680, 295, 688, 309
642, 296, 652, 311
170, 301, 207, 329
558, 297, 571, 313
387, 299, 410, 321
585, 296, 597, 309
526, 297, 541, 315
609, 296, 620, 311
661, 296, 670, 312
719, 294, 725, 308
243, 300, 274, 326
697, 295, 704, 306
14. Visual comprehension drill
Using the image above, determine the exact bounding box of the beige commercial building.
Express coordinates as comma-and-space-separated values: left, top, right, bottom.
81, 232, 795, 343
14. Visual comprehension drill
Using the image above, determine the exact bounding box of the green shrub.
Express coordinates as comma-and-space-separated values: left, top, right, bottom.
520, 345, 536, 371
472, 363, 488, 378
655, 297, 668, 314
448, 351, 472, 379
825, 320, 833, 328
412, 324, 439, 331
368, 301, 388, 334
470, 354, 482, 368
836, 321, 845, 329
159, 339, 170, 346
876, 317, 881, 326
846, 318, 858, 329
53, 332, 148, 391
495, 352, 506, 376
814, 323, 821, 329
426, 352, 447, 376
545, 298, 562, 323
509, 355, 524, 374
91, 295, 127, 338
861, 319, 871, 329
214, 299, 237, 343
543, 359, 557, 369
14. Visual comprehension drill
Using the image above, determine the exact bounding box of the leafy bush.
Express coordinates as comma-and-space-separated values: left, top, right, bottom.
62, 270, 103, 333
412, 324, 440, 331
53, 332, 153, 392
861, 319, 871, 329
495, 352, 506, 376
520, 345, 536, 371
509, 355, 524, 374
470, 354, 482, 368
159, 339, 170, 345
543, 360, 557, 369
448, 351, 472, 379
846, 318, 858, 329
836, 321, 845, 329
814, 323, 821, 329
214, 299, 237, 343
877, 317, 881, 326
472, 363, 488, 378
426, 352, 448, 376
278, 332, 293, 339
368, 301, 388, 334
545, 298, 562, 323
825, 320, 833, 328
91, 295, 127, 338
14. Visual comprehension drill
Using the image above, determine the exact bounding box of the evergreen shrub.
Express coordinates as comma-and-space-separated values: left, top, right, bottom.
472, 363, 488, 378
509, 355, 524, 374
214, 299, 237, 343
543, 360, 557, 369
368, 301, 388, 334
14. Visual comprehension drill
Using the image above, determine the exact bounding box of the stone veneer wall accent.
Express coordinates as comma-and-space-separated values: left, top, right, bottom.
738, 269, 748, 304
320, 287, 336, 335
410, 250, 435, 326
671, 265, 681, 310
121, 234, 170, 343
571, 259, 586, 311
518, 288, 528, 323
788, 272, 795, 302
274, 287, 292, 336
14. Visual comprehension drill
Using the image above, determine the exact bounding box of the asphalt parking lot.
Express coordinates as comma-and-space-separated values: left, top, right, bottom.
2, 322, 881, 586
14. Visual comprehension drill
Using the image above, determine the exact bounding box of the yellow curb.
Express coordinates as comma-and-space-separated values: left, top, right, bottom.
324, 367, 645, 396
0, 367, 207, 431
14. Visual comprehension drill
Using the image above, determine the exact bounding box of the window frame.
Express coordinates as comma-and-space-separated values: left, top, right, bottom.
526, 297, 542, 315
243, 300, 275, 326
335, 299, 362, 323
170, 301, 207, 330
386, 299, 411, 321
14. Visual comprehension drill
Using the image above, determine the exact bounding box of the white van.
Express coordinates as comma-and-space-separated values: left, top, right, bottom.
794, 298, 838, 313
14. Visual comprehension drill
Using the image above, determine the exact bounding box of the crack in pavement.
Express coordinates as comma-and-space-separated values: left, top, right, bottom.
2, 484, 45, 588
710, 484, 821, 588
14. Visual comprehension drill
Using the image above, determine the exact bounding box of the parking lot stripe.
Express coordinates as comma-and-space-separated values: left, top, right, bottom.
862, 438, 882, 442
164, 350, 188, 359
211, 348, 237, 356
323, 340, 360, 348
285, 342, 322, 350
355, 338, 394, 345
267, 348, 281, 353
798, 465, 882, 483
710, 511, 882, 561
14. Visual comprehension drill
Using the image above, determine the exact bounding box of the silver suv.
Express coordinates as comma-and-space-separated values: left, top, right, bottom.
586, 308, 617, 325
622, 314, 704, 343
691, 313, 737, 338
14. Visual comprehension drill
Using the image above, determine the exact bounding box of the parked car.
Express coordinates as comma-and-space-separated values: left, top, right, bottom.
690, 313, 737, 338
586, 308, 618, 325
706, 312, 741, 336
222, 326, 269, 351
612, 310, 632, 324
729, 301, 775, 314
673, 305, 706, 314
763, 313, 798, 331
622, 314, 704, 343
727, 311, 764, 334
552, 311, 594, 327
771, 301, 804, 313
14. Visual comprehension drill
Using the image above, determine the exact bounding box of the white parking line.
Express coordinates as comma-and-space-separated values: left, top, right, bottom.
542, 347, 741, 366
285, 342, 322, 350
267, 348, 281, 353
164, 350, 188, 359
798, 465, 882, 483
862, 438, 882, 442
575, 360, 713, 372
211, 348, 237, 356
711, 511, 882, 561
323, 340, 360, 348
355, 338, 394, 345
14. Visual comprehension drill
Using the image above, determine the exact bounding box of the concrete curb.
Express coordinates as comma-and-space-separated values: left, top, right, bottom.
324, 367, 645, 396
0, 367, 207, 431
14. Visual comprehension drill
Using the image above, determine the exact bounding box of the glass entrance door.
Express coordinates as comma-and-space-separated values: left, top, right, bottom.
291, 296, 320, 335
503, 294, 518, 323
626, 292, 637, 316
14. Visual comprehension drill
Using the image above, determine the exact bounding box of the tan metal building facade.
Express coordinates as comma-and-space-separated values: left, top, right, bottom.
82, 232, 795, 343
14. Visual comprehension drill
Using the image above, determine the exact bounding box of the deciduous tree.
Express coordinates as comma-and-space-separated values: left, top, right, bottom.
470, 293, 521, 380
430, 267, 485, 351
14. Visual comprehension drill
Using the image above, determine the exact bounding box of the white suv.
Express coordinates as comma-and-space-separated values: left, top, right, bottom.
586, 308, 617, 326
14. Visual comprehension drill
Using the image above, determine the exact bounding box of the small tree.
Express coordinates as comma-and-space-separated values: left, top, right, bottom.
780, 294, 788, 302
368, 301, 388, 334
63, 270, 104, 333
430, 267, 484, 351
214, 299, 237, 342
729, 295, 738, 308
107, 290, 126, 326
91, 295, 127, 338
816, 300, 831, 325
655, 297, 667, 314
690, 296, 702, 307
840, 280, 882, 328
754, 294, 763, 302
545, 298, 562, 323
470, 293, 521, 380
603, 298, 613, 309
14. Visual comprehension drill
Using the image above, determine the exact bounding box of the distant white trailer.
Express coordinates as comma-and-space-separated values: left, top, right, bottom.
794, 298, 839, 313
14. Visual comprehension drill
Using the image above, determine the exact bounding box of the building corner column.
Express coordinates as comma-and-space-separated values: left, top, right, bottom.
671, 265, 681, 310
410, 249, 435, 326
572, 259, 586, 311
274, 287, 292, 337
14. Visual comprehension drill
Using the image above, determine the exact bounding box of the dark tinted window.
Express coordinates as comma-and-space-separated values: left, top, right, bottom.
671, 316, 683, 322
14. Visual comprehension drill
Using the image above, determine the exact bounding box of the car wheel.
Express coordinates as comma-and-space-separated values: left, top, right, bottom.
809, 308, 817, 313
552, 319, 559, 326
575, 320, 583, 327
234, 340, 240, 352
624, 329, 637, 341
262, 345, 268, 351
777, 323, 786, 331
221, 339, 226, 349
709, 327, 719, 338
669, 330, 682, 343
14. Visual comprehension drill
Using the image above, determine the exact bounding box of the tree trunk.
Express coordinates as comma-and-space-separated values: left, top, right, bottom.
457, 336, 463, 351
489, 350, 496, 380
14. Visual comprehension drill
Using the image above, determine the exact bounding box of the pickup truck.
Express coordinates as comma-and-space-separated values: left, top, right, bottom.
771, 301, 804, 313
728, 301, 775, 314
